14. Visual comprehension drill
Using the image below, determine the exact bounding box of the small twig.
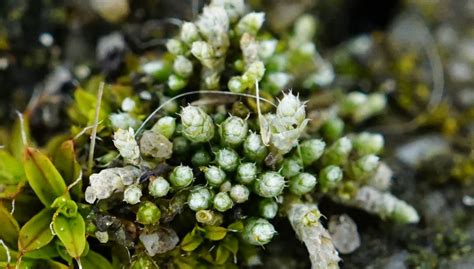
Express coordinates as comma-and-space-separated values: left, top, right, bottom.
73, 123, 100, 141
136, 90, 276, 138
68, 170, 83, 191
88, 82, 105, 174
10, 199, 15, 215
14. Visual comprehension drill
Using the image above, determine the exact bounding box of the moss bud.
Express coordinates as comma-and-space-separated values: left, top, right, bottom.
230, 184, 250, 203
255, 172, 285, 198
137, 201, 161, 225
236, 162, 258, 184
289, 173, 317, 195
148, 176, 170, 198
258, 199, 278, 219
216, 148, 239, 172
242, 218, 276, 245
219, 116, 248, 147
204, 166, 226, 187
169, 165, 194, 188
213, 192, 234, 212
188, 187, 212, 211
181, 106, 215, 143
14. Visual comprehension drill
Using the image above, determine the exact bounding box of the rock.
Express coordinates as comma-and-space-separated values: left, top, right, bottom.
395, 135, 450, 167
328, 214, 361, 254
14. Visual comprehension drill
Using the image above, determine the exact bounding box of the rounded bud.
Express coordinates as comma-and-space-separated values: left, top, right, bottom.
242, 218, 276, 245
213, 192, 234, 212
243, 132, 268, 162
220, 180, 232, 193
169, 165, 194, 188
236, 12, 265, 36
180, 22, 200, 45
255, 172, 285, 198
173, 56, 193, 78
181, 106, 215, 143
219, 116, 248, 147
148, 176, 170, 198
319, 165, 343, 192
277, 92, 306, 124
258, 199, 278, 219
195, 210, 223, 226
123, 184, 142, 205
152, 116, 176, 139
322, 136, 353, 166
300, 139, 326, 166
228, 76, 246, 93
236, 162, 257, 184
289, 173, 317, 195
352, 132, 384, 155
242, 61, 265, 84
280, 158, 303, 178
216, 148, 239, 172
230, 184, 250, 203
191, 149, 212, 167
191, 41, 214, 60
321, 117, 344, 142
204, 166, 226, 187
136, 201, 161, 225
188, 187, 212, 211
167, 74, 187, 92
351, 154, 380, 179
166, 39, 185, 55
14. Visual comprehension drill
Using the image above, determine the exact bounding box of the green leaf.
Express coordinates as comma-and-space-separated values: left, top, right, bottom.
0, 204, 19, 249
23, 147, 69, 207
53, 140, 82, 199
227, 221, 244, 232
221, 235, 239, 255
81, 250, 113, 269
0, 150, 25, 184
53, 214, 86, 258
203, 226, 227, 241
23, 241, 59, 259
10, 113, 32, 161
18, 208, 55, 253
215, 244, 230, 265
181, 232, 203, 252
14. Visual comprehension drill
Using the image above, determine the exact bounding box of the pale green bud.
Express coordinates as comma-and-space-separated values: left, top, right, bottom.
242, 218, 276, 245
123, 184, 142, 205
148, 176, 170, 198
213, 192, 234, 212
204, 166, 226, 187
181, 105, 215, 143
166, 39, 185, 55
173, 56, 193, 78
319, 165, 343, 192
352, 132, 384, 155
169, 165, 194, 188
141, 60, 172, 81
230, 184, 250, 203
351, 155, 380, 179
236, 162, 257, 184
219, 180, 232, 192
121, 97, 136, 112
300, 139, 326, 166
191, 41, 214, 61
167, 74, 187, 91
172, 136, 190, 155
322, 137, 353, 166
188, 187, 212, 211
277, 91, 306, 124
152, 116, 176, 139
321, 117, 344, 142
236, 12, 265, 36
294, 15, 317, 43
392, 201, 420, 224
211, 0, 245, 23
242, 60, 265, 84
180, 22, 200, 45
243, 132, 268, 162
109, 113, 140, 130
228, 76, 246, 93
255, 172, 285, 198
289, 173, 317, 195
258, 199, 278, 219
265, 72, 292, 95
219, 116, 248, 147
280, 159, 303, 178
113, 128, 140, 165
136, 201, 161, 225
203, 70, 221, 90
216, 148, 239, 172
258, 39, 278, 60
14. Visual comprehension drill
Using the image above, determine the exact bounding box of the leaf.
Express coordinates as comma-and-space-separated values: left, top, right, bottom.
0, 150, 25, 184
215, 244, 230, 265
53, 140, 82, 199
53, 214, 86, 258
227, 221, 244, 232
180, 232, 203, 252
221, 235, 239, 255
10, 113, 32, 161
18, 208, 55, 253
203, 226, 227, 241
0, 204, 19, 249
23, 147, 69, 206
81, 250, 113, 269
24, 241, 59, 259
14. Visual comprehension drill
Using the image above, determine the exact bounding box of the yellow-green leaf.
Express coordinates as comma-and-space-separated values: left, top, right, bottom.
0, 204, 19, 249
81, 250, 113, 269
180, 232, 203, 252
18, 208, 55, 253
215, 244, 230, 265
53, 140, 82, 199
0, 150, 25, 184
221, 235, 239, 255
23, 147, 69, 206
24, 241, 59, 259
203, 226, 227, 241
227, 221, 244, 232
10, 113, 32, 161
53, 214, 86, 258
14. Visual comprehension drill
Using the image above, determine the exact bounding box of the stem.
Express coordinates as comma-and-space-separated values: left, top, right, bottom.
87, 82, 105, 175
